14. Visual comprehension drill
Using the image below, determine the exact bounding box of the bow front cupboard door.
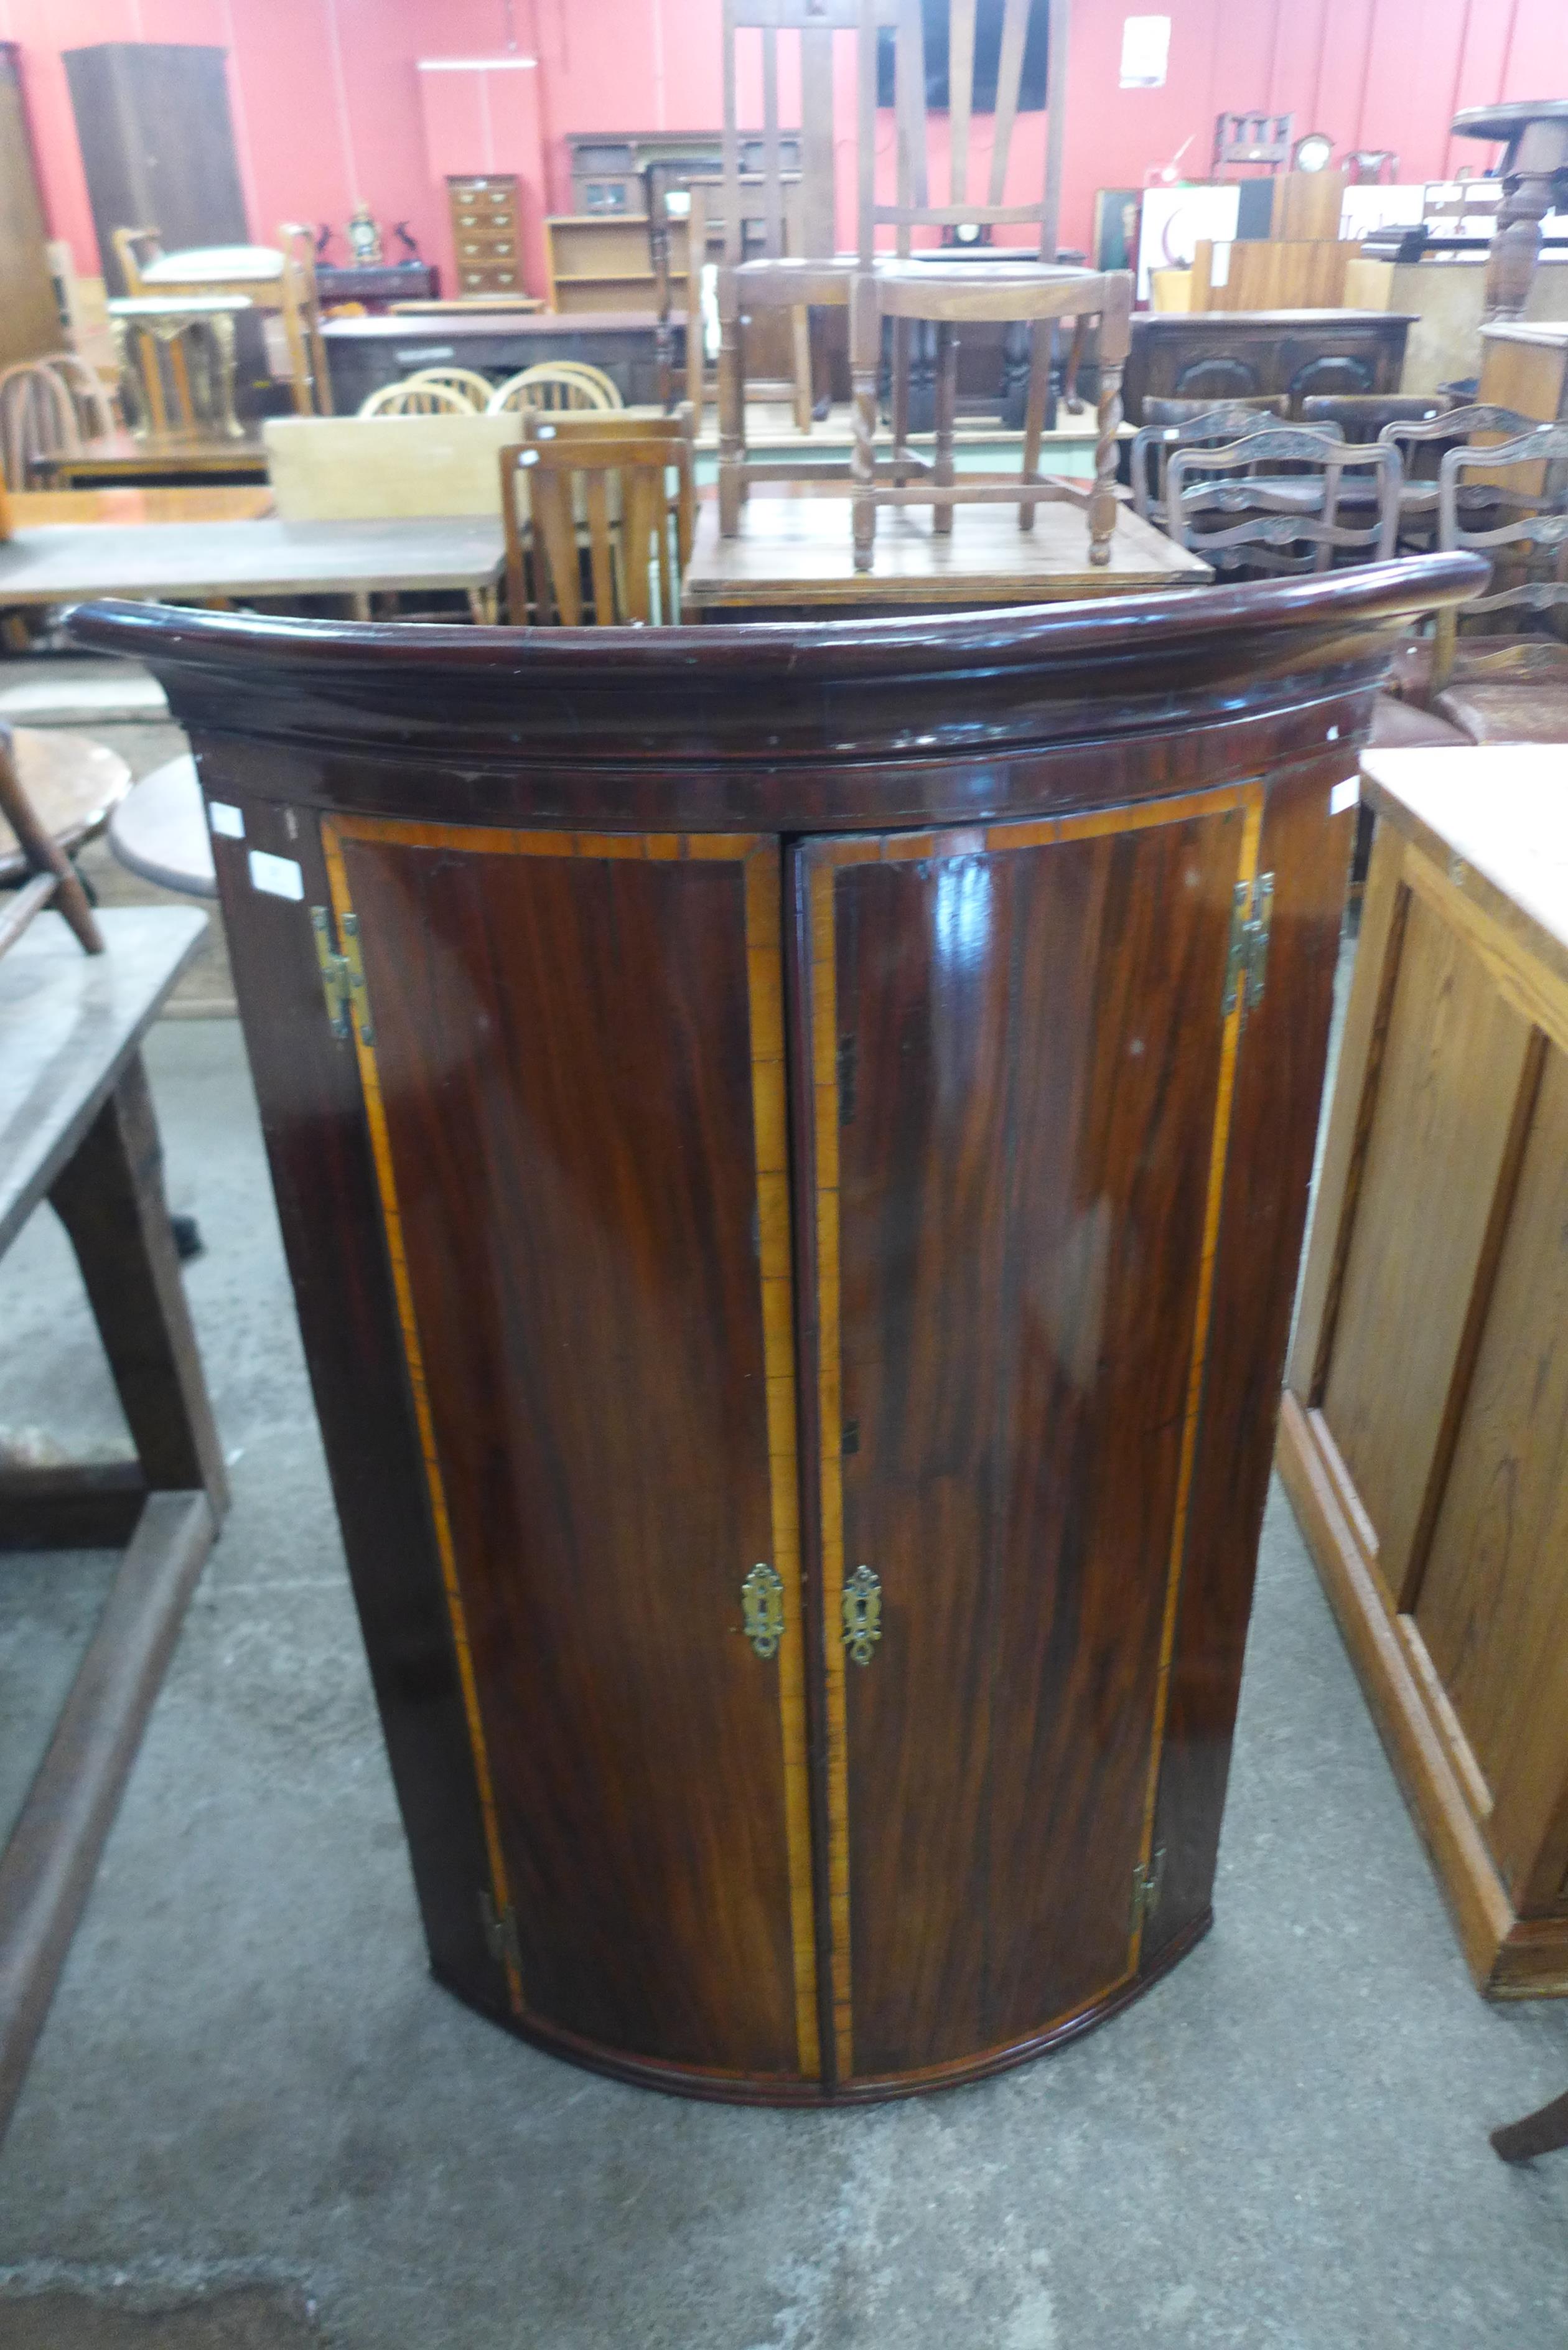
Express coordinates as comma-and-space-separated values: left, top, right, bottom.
795, 790, 1263, 2088
324, 819, 821, 2094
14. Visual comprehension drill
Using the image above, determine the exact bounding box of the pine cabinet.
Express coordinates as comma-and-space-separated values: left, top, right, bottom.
72, 553, 1478, 2101
1281, 745, 1568, 1998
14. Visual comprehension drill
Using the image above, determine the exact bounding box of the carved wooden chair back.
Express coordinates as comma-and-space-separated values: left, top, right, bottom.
1379, 403, 1540, 545
1212, 111, 1294, 175
1434, 423, 1568, 682
0, 361, 88, 488
0, 725, 103, 960
403, 366, 495, 411
358, 380, 474, 416
501, 417, 695, 627
1165, 428, 1401, 577
486, 363, 622, 413
861, 0, 1068, 265
1142, 396, 1287, 430
1299, 394, 1444, 443
1131, 403, 1336, 525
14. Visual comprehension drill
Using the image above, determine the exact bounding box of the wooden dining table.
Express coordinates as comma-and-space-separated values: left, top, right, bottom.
11, 488, 274, 526
29, 431, 269, 489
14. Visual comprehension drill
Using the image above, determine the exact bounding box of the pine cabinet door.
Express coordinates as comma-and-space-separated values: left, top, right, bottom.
793, 787, 1264, 2087
324, 817, 818, 2090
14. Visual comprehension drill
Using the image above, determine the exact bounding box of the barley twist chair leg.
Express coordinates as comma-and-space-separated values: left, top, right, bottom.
851, 280, 879, 574
1090, 350, 1123, 567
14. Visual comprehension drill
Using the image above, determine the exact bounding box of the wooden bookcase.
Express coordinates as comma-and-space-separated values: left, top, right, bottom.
546, 215, 689, 316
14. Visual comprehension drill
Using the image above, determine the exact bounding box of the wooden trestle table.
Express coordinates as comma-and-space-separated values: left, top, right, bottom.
70, 553, 1480, 2105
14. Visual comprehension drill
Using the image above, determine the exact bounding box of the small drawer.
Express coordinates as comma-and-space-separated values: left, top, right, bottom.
461, 238, 515, 260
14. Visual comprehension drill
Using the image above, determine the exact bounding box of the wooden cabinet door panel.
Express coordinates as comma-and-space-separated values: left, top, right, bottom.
1318, 884, 1534, 1606
1416, 1039, 1568, 1910
795, 791, 1259, 2082
325, 818, 816, 2084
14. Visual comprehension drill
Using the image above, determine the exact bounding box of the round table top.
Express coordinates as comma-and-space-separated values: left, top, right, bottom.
107, 754, 216, 899
1453, 101, 1568, 141
0, 726, 131, 884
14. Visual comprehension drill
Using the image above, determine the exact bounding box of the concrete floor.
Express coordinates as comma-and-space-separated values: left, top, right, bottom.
3, 1011, 1568, 2349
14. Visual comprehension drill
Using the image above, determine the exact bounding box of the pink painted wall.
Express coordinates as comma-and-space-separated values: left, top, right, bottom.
2, 0, 1564, 299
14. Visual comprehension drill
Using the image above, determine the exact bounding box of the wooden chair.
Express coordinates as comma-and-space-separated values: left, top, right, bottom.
846, 0, 1133, 572
1165, 428, 1401, 577
1299, 394, 1445, 443
1427, 423, 1568, 732
403, 366, 496, 411
486, 363, 622, 414
0, 725, 105, 960
1131, 401, 1323, 527
1142, 396, 1287, 431
716, 0, 885, 529
358, 380, 475, 417
113, 224, 325, 416
0, 362, 85, 487
688, 173, 818, 439
278, 222, 334, 413
500, 415, 694, 627
1378, 402, 1539, 551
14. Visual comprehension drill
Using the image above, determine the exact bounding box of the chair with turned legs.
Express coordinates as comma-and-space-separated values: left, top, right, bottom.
848, 0, 1132, 573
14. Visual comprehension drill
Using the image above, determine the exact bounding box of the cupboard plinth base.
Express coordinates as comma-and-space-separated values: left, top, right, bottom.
1277, 1392, 1568, 2002
433, 1905, 1213, 2106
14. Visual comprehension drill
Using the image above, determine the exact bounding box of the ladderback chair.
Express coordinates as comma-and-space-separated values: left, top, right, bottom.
358, 380, 474, 417
1165, 428, 1401, 577
1131, 401, 1324, 527
1429, 424, 1568, 728
847, 0, 1132, 571
1379, 402, 1539, 551
500, 413, 695, 625
487, 363, 622, 414
1299, 394, 1444, 443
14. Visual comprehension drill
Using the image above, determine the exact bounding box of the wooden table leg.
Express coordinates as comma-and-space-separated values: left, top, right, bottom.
47, 1054, 229, 1517
1492, 2089, 1568, 2163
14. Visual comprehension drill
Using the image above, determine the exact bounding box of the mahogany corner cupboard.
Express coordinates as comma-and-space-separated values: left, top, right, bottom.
72, 556, 1480, 2105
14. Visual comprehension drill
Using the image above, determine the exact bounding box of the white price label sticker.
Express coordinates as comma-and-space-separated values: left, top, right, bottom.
248, 849, 304, 900
1330, 778, 1359, 816
208, 800, 245, 839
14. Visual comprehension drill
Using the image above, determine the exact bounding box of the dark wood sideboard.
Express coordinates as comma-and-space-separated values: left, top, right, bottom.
72, 556, 1480, 2105
1124, 310, 1416, 424
320, 309, 671, 410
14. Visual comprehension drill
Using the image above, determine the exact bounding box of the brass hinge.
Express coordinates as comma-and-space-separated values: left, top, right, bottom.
1131, 1846, 1166, 1929
1222, 870, 1274, 1018
479, 1889, 522, 1976
310, 905, 374, 1045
